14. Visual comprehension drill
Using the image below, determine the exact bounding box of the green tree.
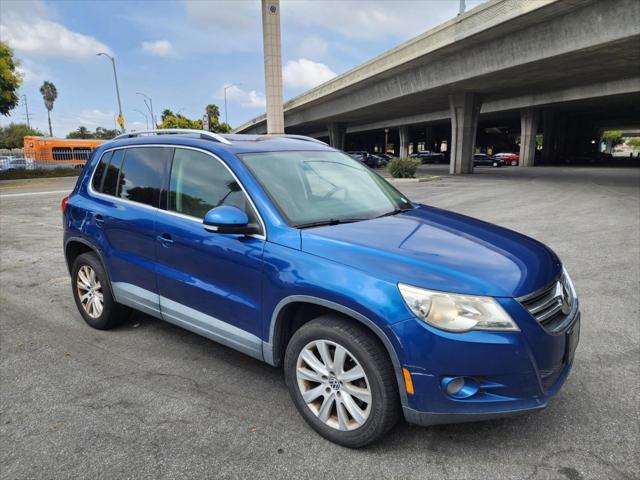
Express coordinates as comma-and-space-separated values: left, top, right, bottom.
205, 103, 232, 133
0, 123, 43, 149
602, 130, 624, 148
212, 121, 232, 134
159, 113, 202, 130
39, 80, 58, 136
66, 126, 92, 139
0, 42, 23, 116
206, 104, 220, 125
161, 109, 174, 122
94, 126, 118, 140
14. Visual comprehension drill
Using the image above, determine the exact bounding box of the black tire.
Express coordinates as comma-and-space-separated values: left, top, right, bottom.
71, 252, 130, 330
284, 315, 400, 448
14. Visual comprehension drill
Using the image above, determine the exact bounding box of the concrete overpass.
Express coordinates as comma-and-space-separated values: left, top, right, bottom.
236, 0, 640, 173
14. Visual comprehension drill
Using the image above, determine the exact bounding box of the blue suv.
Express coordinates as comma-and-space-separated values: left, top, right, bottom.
63, 129, 580, 447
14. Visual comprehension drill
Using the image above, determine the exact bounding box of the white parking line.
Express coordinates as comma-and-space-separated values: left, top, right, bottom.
0, 189, 71, 198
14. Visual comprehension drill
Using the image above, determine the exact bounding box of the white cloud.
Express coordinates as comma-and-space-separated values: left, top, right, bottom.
283, 58, 336, 89
182, 0, 262, 52
215, 85, 266, 109
298, 36, 329, 60
0, 6, 112, 59
18, 109, 118, 138
141, 40, 175, 57
283, 0, 488, 40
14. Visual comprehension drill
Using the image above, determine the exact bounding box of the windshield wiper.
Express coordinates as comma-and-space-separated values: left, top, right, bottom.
375, 207, 414, 218
295, 218, 370, 229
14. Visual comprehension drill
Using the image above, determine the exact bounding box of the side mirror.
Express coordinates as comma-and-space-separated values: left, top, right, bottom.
203, 205, 259, 235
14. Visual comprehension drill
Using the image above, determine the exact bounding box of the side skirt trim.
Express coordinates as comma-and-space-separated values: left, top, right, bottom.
112, 282, 263, 361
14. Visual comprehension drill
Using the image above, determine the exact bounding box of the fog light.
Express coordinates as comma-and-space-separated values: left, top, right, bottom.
441, 376, 480, 399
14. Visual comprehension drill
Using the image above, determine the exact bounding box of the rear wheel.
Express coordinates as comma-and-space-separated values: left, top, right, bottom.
284, 316, 399, 448
71, 252, 130, 330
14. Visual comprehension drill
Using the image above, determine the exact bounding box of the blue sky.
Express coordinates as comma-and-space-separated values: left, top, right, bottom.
1, 0, 486, 136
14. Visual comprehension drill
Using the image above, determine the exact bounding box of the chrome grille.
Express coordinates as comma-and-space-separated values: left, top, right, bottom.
518, 271, 576, 333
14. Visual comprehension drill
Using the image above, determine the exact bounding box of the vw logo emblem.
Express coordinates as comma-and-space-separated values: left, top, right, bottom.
328, 376, 341, 390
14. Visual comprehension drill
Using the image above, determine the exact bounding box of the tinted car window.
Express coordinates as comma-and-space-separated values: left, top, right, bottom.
168, 148, 254, 221
118, 147, 169, 207
101, 149, 124, 196
92, 151, 112, 191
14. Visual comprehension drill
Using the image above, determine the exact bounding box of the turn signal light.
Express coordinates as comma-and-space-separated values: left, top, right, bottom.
61, 195, 69, 212
402, 367, 415, 395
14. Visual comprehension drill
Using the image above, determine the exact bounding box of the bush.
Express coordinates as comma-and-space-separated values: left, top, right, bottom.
387, 157, 420, 178
0, 167, 80, 180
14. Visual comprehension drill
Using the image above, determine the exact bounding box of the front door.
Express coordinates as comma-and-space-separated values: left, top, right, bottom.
155, 147, 266, 360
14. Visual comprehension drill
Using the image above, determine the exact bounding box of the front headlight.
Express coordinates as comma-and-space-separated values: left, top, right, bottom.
398, 283, 519, 333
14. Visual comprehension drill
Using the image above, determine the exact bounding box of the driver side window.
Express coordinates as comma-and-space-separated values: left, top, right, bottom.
168, 149, 259, 228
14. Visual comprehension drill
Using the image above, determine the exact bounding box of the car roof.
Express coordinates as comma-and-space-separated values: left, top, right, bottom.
98, 131, 335, 156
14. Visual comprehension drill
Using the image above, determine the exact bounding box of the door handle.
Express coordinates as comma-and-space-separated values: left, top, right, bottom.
157, 233, 174, 247
94, 214, 104, 227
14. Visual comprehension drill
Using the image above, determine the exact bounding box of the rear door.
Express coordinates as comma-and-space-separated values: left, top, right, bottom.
155, 147, 266, 359
89, 146, 172, 316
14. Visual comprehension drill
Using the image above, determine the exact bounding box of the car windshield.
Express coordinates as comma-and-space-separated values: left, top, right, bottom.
240, 150, 413, 228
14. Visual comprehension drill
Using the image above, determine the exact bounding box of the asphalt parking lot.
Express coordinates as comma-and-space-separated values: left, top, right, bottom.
1, 167, 638, 480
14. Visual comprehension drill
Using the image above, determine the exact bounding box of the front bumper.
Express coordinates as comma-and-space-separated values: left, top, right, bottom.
388, 300, 580, 426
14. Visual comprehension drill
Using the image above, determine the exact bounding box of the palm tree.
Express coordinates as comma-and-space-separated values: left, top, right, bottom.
205, 104, 220, 131
40, 81, 58, 136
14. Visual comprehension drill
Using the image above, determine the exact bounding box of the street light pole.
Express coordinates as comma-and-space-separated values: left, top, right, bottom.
223, 84, 241, 125
97, 52, 124, 132
134, 108, 149, 130
458, 0, 466, 15
136, 92, 156, 128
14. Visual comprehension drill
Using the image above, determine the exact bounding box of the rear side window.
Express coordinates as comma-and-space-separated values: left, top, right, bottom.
91, 151, 112, 191
168, 148, 256, 222
118, 147, 169, 207
101, 150, 124, 196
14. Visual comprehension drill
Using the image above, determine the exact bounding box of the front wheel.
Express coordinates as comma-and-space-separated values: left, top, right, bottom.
284, 316, 400, 448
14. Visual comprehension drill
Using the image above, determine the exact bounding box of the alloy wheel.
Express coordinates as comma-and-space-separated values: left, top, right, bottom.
296, 339, 371, 431
76, 265, 103, 319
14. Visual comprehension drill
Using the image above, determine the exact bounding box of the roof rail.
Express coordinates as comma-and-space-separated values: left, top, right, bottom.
113, 129, 232, 145
279, 134, 327, 145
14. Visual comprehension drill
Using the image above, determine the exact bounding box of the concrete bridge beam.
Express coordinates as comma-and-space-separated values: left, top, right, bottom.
449, 93, 482, 174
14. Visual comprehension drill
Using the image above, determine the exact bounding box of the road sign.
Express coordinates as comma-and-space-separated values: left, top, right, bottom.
117, 114, 125, 129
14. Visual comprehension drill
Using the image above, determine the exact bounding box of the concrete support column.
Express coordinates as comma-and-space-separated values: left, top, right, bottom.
449, 93, 482, 174
604, 137, 613, 154
328, 123, 347, 150
542, 109, 556, 165
520, 107, 540, 167
399, 125, 410, 158
261, 0, 284, 134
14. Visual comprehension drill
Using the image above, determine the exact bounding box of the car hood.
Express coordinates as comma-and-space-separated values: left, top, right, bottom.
301, 205, 561, 297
